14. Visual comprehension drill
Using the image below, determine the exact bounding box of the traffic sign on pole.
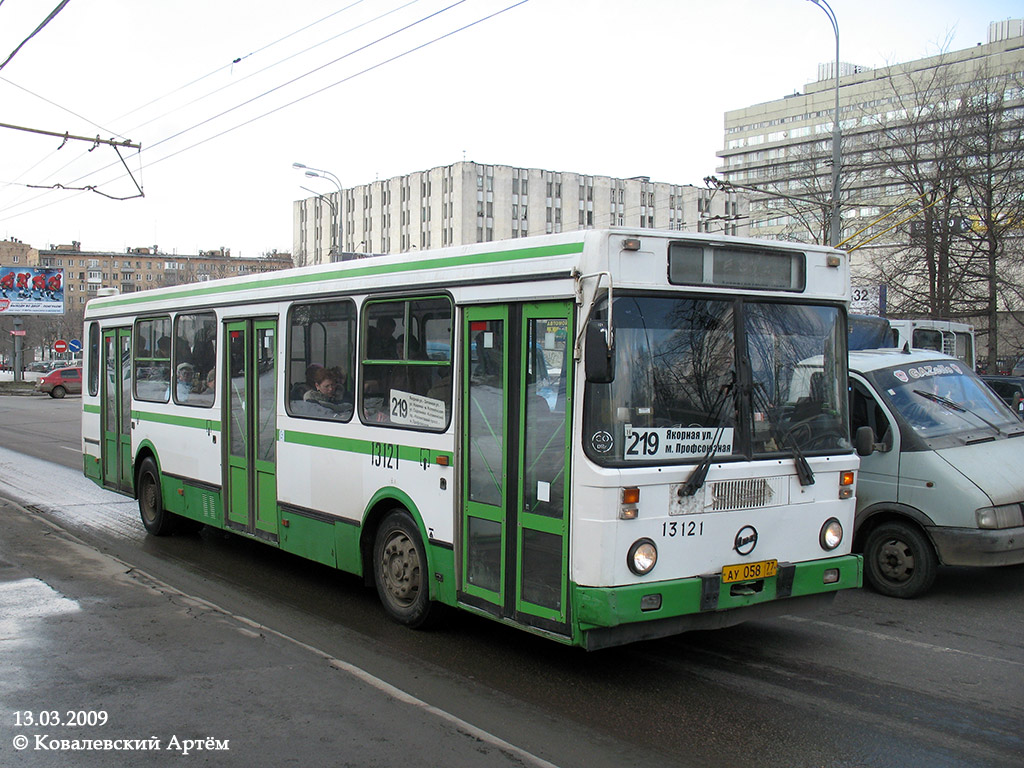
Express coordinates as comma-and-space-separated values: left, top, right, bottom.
69, 338, 82, 353
54, 339, 68, 354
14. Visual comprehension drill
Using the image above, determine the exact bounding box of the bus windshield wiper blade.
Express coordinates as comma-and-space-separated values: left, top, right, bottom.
678, 379, 733, 498
782, 433, 816, 486
679, 424, 724, 497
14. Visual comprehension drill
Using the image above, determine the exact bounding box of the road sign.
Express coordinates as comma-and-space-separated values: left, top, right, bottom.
54, 339, 68, 353
69, 338, 82, 353
10, 330, 26, 336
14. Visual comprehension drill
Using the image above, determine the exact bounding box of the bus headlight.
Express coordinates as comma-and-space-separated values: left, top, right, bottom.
976, 504, 1024, 529
819, 518, 843, 551
627, 538, 658, 575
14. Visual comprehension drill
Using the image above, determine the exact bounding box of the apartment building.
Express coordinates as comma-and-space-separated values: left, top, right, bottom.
293, 161, 748, 266
19, 242, 293, 307
716, 19, 1024, 260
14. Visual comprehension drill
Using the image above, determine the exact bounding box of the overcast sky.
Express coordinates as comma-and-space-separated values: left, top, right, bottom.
0, 0, 1020, 258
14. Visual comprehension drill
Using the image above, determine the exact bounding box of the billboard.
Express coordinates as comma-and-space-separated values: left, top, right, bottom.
0, 267, 65, 315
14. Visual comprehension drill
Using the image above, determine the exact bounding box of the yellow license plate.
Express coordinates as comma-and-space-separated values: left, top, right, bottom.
722, 559, 778, 583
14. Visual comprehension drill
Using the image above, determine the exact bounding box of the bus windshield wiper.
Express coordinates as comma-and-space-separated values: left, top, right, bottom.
912, 389, 1004, 434
679, 378, 733, 498
782, 436, 816, 486
679, 424, 725, 497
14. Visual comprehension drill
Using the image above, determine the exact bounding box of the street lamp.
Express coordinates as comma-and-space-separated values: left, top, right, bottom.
300, 186, 337, 260
293, 162, 342, 258
807, 0, 841, 247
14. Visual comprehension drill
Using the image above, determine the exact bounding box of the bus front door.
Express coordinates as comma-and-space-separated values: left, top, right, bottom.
461, 302, 573, 634
101, 327, 132, 493
224, 319, 279, 541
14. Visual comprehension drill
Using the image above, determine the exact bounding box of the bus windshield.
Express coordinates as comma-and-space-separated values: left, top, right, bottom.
583, 295, 849, 464
865, 360, 1023, 446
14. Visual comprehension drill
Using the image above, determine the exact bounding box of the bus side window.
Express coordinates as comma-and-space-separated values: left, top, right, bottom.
134, 317, 171, 403
286, 300, 356, 421
361, 297, 452, 429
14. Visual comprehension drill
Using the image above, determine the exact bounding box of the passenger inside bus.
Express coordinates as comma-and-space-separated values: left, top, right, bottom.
303, 367, 352, 417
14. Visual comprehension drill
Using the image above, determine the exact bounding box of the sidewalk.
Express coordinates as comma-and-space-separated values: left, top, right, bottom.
0, 498, 555, 768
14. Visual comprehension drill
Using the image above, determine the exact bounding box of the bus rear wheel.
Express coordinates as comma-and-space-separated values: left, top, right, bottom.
137, 457, 176, 536
373, 510, 434, 628
864, 520, 937, 598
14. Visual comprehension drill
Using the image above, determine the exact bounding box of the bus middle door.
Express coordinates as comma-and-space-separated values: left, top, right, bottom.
225, 319, 279, 541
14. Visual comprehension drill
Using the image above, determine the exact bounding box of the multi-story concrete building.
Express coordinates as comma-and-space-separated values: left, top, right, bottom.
292, 161, 748, 266
716, 19, 1024, 259
23, 242, 293, 308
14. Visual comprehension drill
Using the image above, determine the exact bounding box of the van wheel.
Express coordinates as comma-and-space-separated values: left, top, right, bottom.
864, 521, 937, 598
50, 386, 66, 399
137, 457, 176, 536
373, 510, 435, 628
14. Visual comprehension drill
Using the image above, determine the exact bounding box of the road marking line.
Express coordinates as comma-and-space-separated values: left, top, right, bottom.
6, 501, 563, 768
782, 615, 1024, 668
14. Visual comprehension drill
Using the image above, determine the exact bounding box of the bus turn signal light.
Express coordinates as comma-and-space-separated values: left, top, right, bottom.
620, 487, 640, 519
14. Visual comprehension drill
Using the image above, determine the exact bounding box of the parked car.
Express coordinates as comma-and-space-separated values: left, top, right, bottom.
35, 367, 82, 398
981, 375, 1024, 418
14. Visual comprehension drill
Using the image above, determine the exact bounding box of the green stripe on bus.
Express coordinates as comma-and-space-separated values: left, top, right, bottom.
282, 429, 452, 464
132, 410, 222, 431
83, 404, 101, 414
92, 241, 585, 309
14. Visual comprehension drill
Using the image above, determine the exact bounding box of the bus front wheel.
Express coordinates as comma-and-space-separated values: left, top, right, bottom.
137, 457, 176, 536
863, 520, 937, 598
373, 510, 434, 628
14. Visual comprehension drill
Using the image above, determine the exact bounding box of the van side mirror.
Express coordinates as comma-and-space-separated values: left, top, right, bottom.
584, 320, 614, 383
855, 426, 875, 457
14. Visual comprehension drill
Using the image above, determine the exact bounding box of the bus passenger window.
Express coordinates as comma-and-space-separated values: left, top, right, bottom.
173, 312, 216, 407
134, 317, 171, 403
361, 296, 452, 430
286, 300, 356, 421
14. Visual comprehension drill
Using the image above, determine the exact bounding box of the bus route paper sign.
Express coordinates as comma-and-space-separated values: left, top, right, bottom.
388, 388, 447, 430
0, 268, 65, 315
623, 425, 734, 460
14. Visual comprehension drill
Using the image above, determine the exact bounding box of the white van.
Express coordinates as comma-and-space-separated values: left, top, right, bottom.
848, 348, 1024, 597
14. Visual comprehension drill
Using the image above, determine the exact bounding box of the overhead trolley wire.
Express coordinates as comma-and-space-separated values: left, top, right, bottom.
0, 0, 72, 71
126, 0, 427, 136
0, 0, 532, 223
0, 0, 456, 212
0, 0, 377, 201
110, 0, 372, 126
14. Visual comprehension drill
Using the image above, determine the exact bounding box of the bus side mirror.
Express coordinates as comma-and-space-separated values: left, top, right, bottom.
584, 320, 614, 384
855, 426, 875, 457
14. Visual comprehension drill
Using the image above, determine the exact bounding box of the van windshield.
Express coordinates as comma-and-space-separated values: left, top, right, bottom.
866, 360, 1023, 443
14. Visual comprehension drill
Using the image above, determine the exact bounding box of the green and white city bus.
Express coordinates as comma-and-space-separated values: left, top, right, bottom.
82, 229, 862, 649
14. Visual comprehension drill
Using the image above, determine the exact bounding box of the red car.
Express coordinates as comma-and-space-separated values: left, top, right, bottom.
35, 367, 82, 398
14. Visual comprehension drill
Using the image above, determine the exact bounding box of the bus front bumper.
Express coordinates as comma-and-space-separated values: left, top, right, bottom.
573, 554, 862, 651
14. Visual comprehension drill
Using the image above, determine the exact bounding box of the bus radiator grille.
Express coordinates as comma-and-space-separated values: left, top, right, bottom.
710, 477, 780, 511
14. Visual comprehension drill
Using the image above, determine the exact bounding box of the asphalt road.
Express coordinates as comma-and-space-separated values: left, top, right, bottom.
0, 394, 1021, 767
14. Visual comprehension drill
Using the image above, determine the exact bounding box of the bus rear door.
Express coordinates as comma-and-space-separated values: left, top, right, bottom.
101, 327, 132, 492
